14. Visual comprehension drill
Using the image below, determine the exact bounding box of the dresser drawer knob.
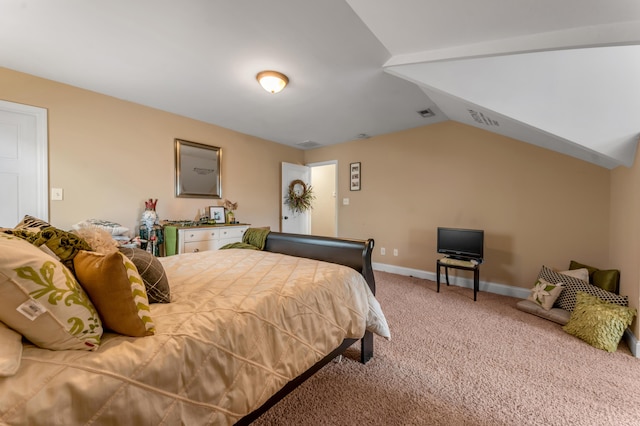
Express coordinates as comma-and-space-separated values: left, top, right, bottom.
193, 248, 200, 253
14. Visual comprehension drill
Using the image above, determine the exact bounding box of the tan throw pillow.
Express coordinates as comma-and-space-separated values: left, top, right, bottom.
0, 322, 23, 377
0, 233, 102, 351
527, 278, 564, 310
74, 251, 155, 337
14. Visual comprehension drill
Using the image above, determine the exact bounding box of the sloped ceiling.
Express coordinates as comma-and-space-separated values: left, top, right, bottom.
1, 1, 639, 168
347, 0, 640, 169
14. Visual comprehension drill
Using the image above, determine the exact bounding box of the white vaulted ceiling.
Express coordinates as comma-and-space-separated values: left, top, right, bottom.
1, 0, 639, 168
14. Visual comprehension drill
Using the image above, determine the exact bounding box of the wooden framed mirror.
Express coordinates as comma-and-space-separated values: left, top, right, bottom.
175, 139, 222, 198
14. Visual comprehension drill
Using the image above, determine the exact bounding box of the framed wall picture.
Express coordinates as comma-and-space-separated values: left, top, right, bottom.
175, 139, 222, 198
350, 162, 361, 191
209, 206, 226, 224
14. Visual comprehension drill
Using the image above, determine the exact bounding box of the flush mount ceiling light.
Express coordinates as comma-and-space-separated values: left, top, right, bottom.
256, 70, 289, 94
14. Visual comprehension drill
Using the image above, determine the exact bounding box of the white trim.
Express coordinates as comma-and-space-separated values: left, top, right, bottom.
0, 100, 48, 221
372, 261, 639, 358
624, 329, 639, 358
372, 262, 530, 299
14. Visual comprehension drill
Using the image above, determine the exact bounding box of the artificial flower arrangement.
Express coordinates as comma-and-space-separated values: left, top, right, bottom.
222, 199, 238, 223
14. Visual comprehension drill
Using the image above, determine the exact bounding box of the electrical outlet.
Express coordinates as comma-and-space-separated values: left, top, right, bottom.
381, 247, 386, 255
393, 249, 398, 256
51, 188, 63, 201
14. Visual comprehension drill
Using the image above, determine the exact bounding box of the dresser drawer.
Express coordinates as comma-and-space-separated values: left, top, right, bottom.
183, 229, 218, 242
183, 240, 216, 253
218, 227, 246, 240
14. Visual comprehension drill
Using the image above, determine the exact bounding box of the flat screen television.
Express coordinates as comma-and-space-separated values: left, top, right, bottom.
437, 227, 484, 261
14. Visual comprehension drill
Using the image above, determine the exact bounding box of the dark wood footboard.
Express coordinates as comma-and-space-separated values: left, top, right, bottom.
238, 232, 377, 425
263, 231, 376, 364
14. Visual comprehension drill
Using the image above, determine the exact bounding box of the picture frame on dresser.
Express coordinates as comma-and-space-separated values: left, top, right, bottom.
175, 138, 222, 198
209, 206, 226, 224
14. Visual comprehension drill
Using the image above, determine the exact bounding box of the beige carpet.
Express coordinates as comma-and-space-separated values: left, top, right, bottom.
252, 271, 640, 425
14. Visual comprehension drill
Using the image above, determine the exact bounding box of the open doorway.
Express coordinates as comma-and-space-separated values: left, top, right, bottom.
309, 161, 337, 237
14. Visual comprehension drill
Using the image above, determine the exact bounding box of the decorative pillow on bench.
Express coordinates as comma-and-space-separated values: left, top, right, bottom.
526, 277, 564, 310
569, 260, 620, 294
536, 266, 628, 312
563, 292, 636, 352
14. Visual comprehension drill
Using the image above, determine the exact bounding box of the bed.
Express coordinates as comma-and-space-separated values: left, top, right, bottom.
0, 230, 389, 425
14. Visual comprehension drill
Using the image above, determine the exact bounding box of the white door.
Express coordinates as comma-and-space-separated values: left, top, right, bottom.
0, 100, 48, 227
281, 162, 311, 234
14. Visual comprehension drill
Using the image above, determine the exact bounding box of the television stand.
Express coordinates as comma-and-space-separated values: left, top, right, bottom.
437, 257, 481, 301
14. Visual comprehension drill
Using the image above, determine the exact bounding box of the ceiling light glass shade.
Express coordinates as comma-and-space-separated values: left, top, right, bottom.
256, 70, 289, 94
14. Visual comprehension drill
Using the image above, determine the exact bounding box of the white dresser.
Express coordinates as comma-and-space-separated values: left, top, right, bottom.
177, 224, 249, 254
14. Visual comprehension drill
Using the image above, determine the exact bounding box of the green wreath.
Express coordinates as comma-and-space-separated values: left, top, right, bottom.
284, 179, 315, 213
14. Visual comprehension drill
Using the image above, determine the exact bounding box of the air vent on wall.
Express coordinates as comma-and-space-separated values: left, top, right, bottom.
296, 140, 322, 149
418, 108, 435, 118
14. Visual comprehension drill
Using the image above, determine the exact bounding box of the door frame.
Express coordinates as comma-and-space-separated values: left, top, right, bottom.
307, 160, 338, 237
0, 100, 49, 221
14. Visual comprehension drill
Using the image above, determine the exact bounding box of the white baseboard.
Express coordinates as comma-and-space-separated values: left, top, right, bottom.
372, 262, 639, 357
624, 329, 639, 357
372, 262, 530, 299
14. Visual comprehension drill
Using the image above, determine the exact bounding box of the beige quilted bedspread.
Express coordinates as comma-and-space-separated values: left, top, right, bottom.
0, 249, 389, 425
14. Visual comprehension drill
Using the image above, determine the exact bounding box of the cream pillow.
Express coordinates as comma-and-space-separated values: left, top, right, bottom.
527, 277, 564, 310
559, 268, 589, 282
0, 322, 23, 377
74, 251, 155, 337
0, 233, 102, 350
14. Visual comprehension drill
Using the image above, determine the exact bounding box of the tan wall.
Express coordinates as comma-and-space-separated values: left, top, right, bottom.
304, 121, 612, 290
610, 147, 640, 336
4, 67, 635, 335
0, 67, 303, 233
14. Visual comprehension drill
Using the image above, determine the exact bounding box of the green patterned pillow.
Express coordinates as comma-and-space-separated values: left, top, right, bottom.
0, 233, 102, 350
527, 278, 564, 310
74, 251, 155, 337
563, 292, 636, 352
10, 226, 92, 274
13, 214, 51, 232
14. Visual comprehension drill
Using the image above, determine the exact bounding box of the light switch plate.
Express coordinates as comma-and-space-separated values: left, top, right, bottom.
51, 188, 63, 201
342, 198, 349, 205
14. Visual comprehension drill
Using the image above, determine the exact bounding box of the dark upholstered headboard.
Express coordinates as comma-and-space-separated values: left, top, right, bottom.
263, 232, 376, 295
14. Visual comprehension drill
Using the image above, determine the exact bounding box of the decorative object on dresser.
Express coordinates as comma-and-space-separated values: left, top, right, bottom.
222, 199, 238, 223
174, 138, 221, 198
139, 198, 163, 256
208, 206, 226, 224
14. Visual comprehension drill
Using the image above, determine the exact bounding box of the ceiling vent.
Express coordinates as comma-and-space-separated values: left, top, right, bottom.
467, 109, 500, 127
418, 108, 435, 118
296, 140, 322, 149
